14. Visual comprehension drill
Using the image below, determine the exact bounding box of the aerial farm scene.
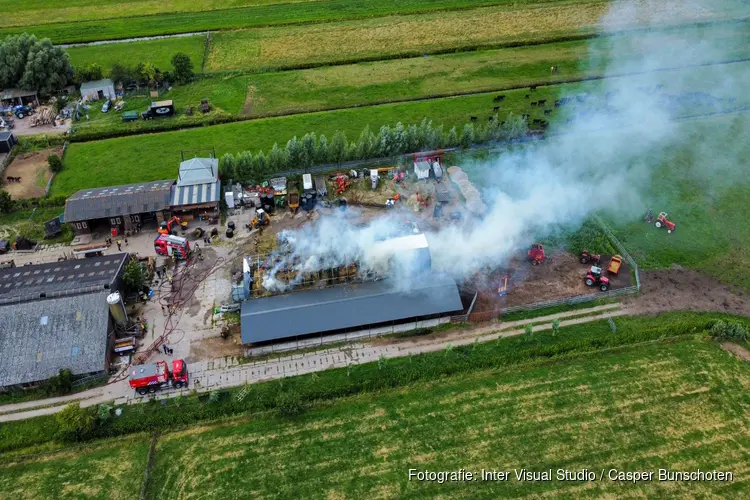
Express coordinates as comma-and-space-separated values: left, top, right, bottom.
0, 0, 748, 498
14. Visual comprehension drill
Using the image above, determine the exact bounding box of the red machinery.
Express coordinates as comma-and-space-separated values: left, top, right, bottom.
528, 243, 546, 265
154, 234, 190, 259
580, 249, 601, 265
655, 212, 676, 233
129, 359, 189, 395
584, 266, 610, 291
158, 216, 183, 235
333, 175, 350, 195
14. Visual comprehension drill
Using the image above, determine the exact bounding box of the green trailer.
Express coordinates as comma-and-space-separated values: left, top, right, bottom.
122, 111, 139, 122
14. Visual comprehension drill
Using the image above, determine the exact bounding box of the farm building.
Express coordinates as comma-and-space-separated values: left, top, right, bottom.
240, 273, 466, 346
64, 180, 174, 236
0, 253, 129, 391
80, 79, 116, 101
169, 157, 221, 220
0, 88, 38, 107
0, 131, 17, 153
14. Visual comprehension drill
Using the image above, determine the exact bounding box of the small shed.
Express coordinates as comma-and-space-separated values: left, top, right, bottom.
414, 160, 431, 181
0, 131, 17, 153
80, 79, 116, 101
0, 88, 38, 107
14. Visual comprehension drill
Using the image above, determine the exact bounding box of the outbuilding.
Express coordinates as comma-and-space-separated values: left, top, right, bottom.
0, 88, 38, 107
169, 157, 221, 220
0, 131, 17, 153
80, 79, 116, 101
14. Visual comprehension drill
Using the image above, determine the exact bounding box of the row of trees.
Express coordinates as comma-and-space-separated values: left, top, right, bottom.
219, 114, 528, 184
0, 33, 73, 95
74, 53, 195, 89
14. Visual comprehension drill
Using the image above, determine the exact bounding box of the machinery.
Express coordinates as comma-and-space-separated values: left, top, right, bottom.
370, 169, 379, 189
584, 266, 610, 291
528, 243, 546, 265
129, 359, 189, 395
580, 249, 601, 265
333, 174, 350, 195
13, 105, 34, 119
141, 100, 175, 119
158, 216, 184, 235
154, 234, 190, 259
200, 98, 210, 113
607, 255, 623, 275
288, 183, 300, 213
248, 208, 270, 230
655, 212, 676, 233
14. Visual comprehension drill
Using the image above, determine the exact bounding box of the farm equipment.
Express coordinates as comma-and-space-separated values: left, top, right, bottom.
13, 105, 34, 119
141, 100, 175, 120
158, 216, 184, 235
200, 99, 210, 113
122, 111, 139, 122
580, 249, 601, 265
248, 208, 270, 230
288, 183, 300, 213
333, 175, 350, 195
607, 255, 623, 275
584, 266, 610, 291
528, 243, 546, 265
129, 359, 189, 395
154, 234, 191, 259
655, 212, 676, 233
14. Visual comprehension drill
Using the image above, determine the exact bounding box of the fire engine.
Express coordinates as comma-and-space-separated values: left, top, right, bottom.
154, 234, 190, 259
129, 359, 189, 395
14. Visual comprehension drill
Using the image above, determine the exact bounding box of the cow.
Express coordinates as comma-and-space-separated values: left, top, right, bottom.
493, 106, 500, 112
470, 116, 477, 122
537, 99, 546, 106
544, 109, 552, 115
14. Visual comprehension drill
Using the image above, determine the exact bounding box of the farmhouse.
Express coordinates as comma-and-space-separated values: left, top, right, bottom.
169, 157, 221, 220
80, 79, 116, 101
240, 273, 465, 347
0, 253, 129, 391
0, 88, 38, 107
64, 180, 174, 236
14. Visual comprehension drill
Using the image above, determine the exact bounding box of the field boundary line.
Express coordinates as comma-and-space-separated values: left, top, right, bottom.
201, 32, 212, 74
139, 431, 160, 500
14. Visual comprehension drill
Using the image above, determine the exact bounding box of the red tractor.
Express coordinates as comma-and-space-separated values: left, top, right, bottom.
528, 243, 546, 265
584, 266, 610, 291
580, 249, 601, 265
655, 212, 676, 233
129, 359, 189, 395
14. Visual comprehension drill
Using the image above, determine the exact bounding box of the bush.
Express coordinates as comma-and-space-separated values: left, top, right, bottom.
44, 368, 73, 396
276, 391, 305, 417
710, 320, 749, 341
56, 403, 97, 442
48, 154, 63, 173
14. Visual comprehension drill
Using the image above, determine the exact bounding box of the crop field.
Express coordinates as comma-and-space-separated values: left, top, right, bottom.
0, 0, 524, 44
0, 435, 150, 499
54, 60, 750, 197
206, 1, 739, 72
67, 35, 206, 72
144, 339, 749, 498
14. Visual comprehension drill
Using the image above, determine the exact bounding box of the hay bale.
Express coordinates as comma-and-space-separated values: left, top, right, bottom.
447, 166, 486, 216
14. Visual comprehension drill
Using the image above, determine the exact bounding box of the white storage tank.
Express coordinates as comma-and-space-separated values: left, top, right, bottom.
106, 291, 128, 326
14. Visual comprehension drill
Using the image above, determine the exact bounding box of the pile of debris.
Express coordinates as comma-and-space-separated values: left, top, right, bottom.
447, 166, 486, 216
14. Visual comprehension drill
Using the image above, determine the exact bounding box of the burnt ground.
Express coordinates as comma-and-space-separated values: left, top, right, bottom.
469, 251, 634, 311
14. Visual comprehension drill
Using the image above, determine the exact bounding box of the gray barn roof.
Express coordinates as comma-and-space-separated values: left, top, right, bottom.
80, 79, 114, 91
0, 292, 111, 387
177, 158, 218, 186
241, 273, 463, 344
64, 180, 173, 222
0, 253, 127, 305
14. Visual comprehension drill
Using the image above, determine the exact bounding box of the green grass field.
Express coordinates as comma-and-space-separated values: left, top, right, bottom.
0, 435, 150, 499
67, 35, 206, 72
0, 0, 523, 44
144, 339, 749, 498
54, 60, 750, 197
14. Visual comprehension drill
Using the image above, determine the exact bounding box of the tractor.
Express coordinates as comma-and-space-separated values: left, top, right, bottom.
528, 243, 546, 265
584, 266, 610, 291
580, 249, 601, 265
655, 212, 676, 233
248, 208, 270, 230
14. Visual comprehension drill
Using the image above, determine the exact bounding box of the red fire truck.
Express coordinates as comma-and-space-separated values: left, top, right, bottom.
129, 359, 189, 395
154, 234, 190, 259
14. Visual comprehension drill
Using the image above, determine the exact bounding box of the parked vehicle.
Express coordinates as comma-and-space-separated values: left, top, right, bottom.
141, 100, 175, 120
584, 266, 610, 291
122, 111, 139, 122
154, 234, 190, 259
528, 243, 546, 265
580, 249, 601, 265
129, 359, 189, 395
13, 105, 34, 119
101, 99, 112, 113
655, 212, 676, 233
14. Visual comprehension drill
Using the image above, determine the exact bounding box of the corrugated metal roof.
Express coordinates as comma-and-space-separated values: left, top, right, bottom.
177, 158, 218, 186
64, 180, 173, 222
79, 79, 114, 91
0, 88, 36, 99
0, 292, 111, 387
170, 179, 221, 207
0, 253, 127, 304
240, 273, 463, 344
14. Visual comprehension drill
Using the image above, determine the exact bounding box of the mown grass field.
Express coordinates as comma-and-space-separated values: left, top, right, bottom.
67, 35, 206, 72
144, 339, 749, 498
0, 434, 150, 499
54, 60, 750, 197
0, 0, 521, 43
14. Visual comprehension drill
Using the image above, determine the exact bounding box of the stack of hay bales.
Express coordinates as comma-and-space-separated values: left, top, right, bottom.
447, 166, 486, 216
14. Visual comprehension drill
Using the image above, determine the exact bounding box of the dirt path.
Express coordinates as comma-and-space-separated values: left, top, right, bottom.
720, 342, 750, 361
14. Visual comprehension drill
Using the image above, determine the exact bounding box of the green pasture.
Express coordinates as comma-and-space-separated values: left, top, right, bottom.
67, 35, 206, 72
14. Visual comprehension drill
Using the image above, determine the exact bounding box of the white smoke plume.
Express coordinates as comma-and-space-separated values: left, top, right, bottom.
258, 0, 750, 290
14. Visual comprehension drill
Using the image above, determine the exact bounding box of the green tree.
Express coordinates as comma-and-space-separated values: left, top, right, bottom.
122, 259, 147, 294
404, 123, 421, 153
460, 123, 475, 148
300, 133, 316, 168
18, 39, 73, 95
375, 125, 393, 157
56, 403, 96, 442
391, 122, 407, 154
0, 190, 13, 213
48, 154, 63, 173
285, 136, 302, 166
44, 368, 73, 396
235, 151, 255, 183
139, 61, 156, 87
328, 130, 348, 164
552, 319, 560, 337
109, 63, 133, 87
355, 125, 376, 159
315, 135, 329, 164
170, 53, 194, 84
267, 143, 288, 172
74, 63, 103, 85
254, 151, 268, 179
442, 126, 459, 148
500, 112, 529, 141
219, 153, 236, 181
0, 33, 37, 88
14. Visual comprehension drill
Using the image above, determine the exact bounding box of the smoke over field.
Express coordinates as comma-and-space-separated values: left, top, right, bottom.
259, 0, 750, 289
